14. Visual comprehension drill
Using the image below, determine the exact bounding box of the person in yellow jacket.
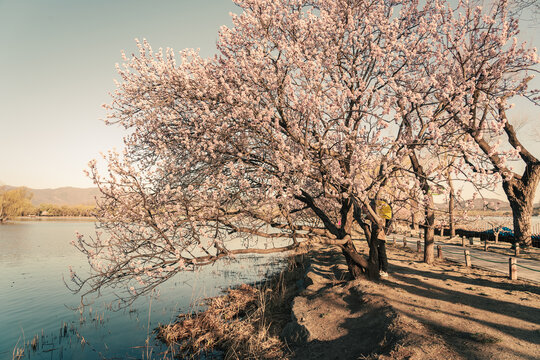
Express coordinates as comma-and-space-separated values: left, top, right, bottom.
377, 230, 389, 277
376, 200, 392, 278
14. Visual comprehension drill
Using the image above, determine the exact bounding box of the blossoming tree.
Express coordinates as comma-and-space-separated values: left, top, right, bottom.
72, 0, 444, 303
71, 0, 538, 304
390, 0, 538, 250
429, 0, 539, 246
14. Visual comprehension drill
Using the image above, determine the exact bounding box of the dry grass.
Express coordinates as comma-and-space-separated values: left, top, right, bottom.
30, 334, 38, 351
11, 346, 24, 360
158, 253, 307, 359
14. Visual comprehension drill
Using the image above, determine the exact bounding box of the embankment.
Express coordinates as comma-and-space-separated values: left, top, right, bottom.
159, 242, 540, 359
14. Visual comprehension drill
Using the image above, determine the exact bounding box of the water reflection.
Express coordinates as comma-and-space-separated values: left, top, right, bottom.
0, 221, 285, 359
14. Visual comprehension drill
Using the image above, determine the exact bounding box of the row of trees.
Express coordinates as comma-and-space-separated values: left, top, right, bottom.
0, 187, 95, 221
35, 203, 96, 217
72, 0, 539, 305
0, 187, 34, 222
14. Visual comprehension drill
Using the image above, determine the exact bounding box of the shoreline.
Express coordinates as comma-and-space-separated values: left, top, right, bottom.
157, 250, 310, 359
11, 216, 96, 221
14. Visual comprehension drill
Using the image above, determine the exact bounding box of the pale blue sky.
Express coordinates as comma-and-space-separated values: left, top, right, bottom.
0, 0, 237, 188
0, 0, 538, 202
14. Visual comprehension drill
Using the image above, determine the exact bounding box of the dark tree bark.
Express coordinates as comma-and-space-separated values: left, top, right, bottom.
448, 173, 456, 237
424, 194, 435, 264
502, 165, 540, 247
466, 111, 540, 248
296, 192, 370, 278
411, 211, 419, 231
336, 198, 373, 279
341, 237, 368, 279
362, 225, 383, 280
409, 150, 436, 264
348, 201, 381, 279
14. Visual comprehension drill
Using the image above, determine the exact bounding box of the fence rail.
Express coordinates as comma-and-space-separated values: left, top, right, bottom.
392, 217, 540, 248
390, 234, 540, 282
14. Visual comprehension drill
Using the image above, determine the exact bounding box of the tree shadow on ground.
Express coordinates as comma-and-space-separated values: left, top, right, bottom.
304, 249, 349, 289
413, 261, 540, 295
290, 245, 540, 359
393, 301, 540, 359
388, 263, 540, 325
390, 297, 540, 345
292, 290, 395, 360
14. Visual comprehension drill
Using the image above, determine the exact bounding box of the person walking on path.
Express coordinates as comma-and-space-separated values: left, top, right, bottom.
375, 200, 392, 277
378, 231, 389, 277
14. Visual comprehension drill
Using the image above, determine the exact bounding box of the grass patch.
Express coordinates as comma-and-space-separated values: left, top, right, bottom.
157, 252, 308, 359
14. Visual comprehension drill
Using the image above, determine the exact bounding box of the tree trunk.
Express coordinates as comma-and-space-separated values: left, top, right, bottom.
341, 237, 369, 279
408, 149, 435, 264
424, 194, 435, 264
367, 226, 384, 279
502, 165, 540, 247
411, 211, 419, 231
344, 216, 382, 280
507, 195, 534, 247
448, 175, 456, 237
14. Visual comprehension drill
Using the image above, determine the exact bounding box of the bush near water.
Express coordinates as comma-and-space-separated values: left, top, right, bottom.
0, 187, 95, 221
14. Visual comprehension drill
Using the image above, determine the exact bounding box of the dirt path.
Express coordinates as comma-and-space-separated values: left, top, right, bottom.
286, 242, 540, 359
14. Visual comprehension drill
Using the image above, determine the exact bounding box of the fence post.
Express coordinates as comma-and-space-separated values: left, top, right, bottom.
514, 244, 520, 257
464, 250, 471, 267
461, 236, 466, 247
403, 237, 407, 247
417, 240, 421, 252
437, 245, 442, 259
509, 258, 517, 280
484, 239, 489, 251
392, 236, 396, 245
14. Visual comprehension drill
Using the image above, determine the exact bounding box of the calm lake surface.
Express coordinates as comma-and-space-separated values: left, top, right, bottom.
0, 220, 285, 359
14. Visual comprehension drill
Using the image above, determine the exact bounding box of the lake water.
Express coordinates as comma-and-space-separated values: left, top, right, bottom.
0, 220, 286, 359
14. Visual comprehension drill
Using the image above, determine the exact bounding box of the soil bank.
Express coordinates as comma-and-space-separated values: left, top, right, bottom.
284, 241, 540, 359
160, 240, 540, 359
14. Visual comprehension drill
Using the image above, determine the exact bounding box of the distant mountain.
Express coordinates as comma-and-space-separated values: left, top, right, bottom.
2, 186, 100, 206
30, 187, 100, 206
435, 198, 511, 211
469, 198, 511, 211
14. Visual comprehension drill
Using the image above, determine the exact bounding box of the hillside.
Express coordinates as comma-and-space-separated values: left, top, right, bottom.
30, 187, 100, 206
435, 198, 512, 211
1, 185, 100, 206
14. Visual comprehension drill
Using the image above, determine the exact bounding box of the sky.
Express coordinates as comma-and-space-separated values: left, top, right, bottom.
0, 0, 539, 201
0, 0, 238, 189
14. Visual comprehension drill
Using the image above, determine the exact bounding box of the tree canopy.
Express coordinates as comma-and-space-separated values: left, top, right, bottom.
73, 0, 539, 305
0, 187, 34, 222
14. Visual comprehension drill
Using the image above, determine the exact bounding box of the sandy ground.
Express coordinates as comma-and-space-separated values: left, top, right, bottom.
288, 241, 540, 360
